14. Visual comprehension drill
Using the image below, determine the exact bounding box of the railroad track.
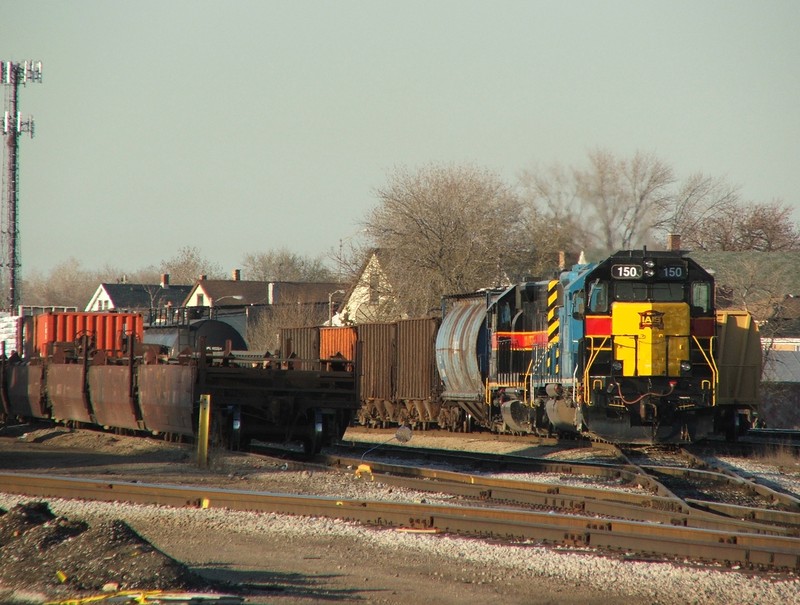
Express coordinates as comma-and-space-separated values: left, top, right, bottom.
1, 471, 798, 572
2, 423, 799, 572
2, 439, 799, 573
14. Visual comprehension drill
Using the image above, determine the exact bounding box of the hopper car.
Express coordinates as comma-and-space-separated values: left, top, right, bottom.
0, 311, 357, 454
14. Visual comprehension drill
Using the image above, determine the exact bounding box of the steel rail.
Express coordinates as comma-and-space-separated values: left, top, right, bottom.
321, 454, 800, 536
1, 472, 798, 571
326, 444, 673, 496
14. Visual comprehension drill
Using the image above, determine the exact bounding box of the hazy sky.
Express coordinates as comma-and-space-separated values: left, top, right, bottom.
2, 1, 798, 277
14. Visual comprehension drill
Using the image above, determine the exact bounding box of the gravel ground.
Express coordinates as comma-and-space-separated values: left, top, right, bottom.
0, 424, 798, 605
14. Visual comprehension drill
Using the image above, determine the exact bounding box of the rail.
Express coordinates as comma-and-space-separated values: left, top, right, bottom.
1, 471, 797, 571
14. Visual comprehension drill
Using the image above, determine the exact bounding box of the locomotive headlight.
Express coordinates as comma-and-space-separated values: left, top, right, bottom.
611, 361, 623, 372
644, 259, 655, 268
680, 361, 692, 374
644, 269, 655, 277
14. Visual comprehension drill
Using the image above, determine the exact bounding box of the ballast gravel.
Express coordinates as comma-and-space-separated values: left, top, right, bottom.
0, 425, 798, 605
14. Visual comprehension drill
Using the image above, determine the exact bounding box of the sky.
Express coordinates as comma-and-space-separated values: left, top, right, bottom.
2, 1, 798, 277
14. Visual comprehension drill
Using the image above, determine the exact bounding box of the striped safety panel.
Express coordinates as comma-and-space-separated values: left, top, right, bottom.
547, 280, 560, 375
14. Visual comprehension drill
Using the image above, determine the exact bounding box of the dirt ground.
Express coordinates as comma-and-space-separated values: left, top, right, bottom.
0, 424, 745, 604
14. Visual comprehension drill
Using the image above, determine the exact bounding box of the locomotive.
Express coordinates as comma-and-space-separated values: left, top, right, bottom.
436, 248, 761, 444
342, 248, 760, 444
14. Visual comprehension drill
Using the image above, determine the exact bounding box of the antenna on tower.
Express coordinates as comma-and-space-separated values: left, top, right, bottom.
1, 59, 42, 312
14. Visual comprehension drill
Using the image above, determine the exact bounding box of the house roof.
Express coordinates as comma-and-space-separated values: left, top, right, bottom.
101, 283, 192, 310
189, 280, 348, 306
191, 280, 269, 305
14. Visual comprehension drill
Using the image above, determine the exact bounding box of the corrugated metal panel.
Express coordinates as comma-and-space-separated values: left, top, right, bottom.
435, 297, 488, 401
138, 365, 196, 436
395, 318, 439, 401
359, 322, 395, 400
320, 326, 357, 361
46, 364, 92, 423
88, 366, 139, 430
716, 310, 761, 404
279, 327, 320, 371
34, 312, 143, 358
5, 364, 47, 418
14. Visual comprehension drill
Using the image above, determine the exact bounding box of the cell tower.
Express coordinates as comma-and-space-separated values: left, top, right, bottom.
1, 60, 42, 312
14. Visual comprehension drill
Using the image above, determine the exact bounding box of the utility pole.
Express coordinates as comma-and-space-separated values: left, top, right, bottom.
2, 60, 42, 312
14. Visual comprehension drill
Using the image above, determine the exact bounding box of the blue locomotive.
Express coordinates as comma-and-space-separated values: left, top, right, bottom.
435, 248, 761, 444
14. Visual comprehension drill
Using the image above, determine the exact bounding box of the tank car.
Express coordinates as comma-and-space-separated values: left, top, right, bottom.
436, 249, 761, 444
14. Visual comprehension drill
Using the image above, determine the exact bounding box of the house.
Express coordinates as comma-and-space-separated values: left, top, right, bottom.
182, 271, 349, 349
183, 271, 348, 309
335, 249, 402, 325
85, 274, 191, 314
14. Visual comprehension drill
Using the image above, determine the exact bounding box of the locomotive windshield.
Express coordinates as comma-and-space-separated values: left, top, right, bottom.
613, 281, 685, 302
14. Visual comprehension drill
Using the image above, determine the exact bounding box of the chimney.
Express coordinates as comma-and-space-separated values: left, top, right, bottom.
232, 269, 241, 281
558, 251, 566, 271
160, 273, 170, 289
199, 274, 207, 281
667, 234, 682, 251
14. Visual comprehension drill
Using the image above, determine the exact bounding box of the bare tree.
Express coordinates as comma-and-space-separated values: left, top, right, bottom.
734, 201, 800, 251
160, 246, 223, 285
654, 173, 741, 250
20, 258, 99, 308
518, 162, 591, 269
574, 149, 675, 252
241, 248, 334, 282
247, 303, 328, 352
365, 163, 529, 316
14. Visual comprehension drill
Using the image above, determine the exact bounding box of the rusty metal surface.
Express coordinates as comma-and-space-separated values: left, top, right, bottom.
33, 312, 143, 358
320, 326, 357, 362
322, 452, 799, 536
395, 318, 440, 401
88, 366, 139, 430
1, 471, 797, 571
46, 364, 92, 423
5, 364, 46, 418
279, 326, 319, 371
435, 296, 489, 401
358, 322, 396, 401
137, 365, 195, 437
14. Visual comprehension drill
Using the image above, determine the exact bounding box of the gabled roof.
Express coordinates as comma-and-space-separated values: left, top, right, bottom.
190, 280, 269, 305
188, 280, 348, 306
100, 283, 192, 310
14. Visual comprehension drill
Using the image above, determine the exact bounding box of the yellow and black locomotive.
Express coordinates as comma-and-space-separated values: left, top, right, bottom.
435, 248, 760, 444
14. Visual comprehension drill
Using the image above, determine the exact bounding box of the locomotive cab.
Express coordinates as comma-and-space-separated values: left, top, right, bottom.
546, 250, 720, 443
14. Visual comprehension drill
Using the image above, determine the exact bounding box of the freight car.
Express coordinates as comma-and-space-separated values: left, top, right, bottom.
279, 319, 442, 429
0, 311, 357, 454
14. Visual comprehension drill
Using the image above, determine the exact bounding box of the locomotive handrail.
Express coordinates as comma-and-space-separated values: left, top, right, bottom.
692, 334, 718, 406
527, 342, 556, 387
583, 336, 612, 407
